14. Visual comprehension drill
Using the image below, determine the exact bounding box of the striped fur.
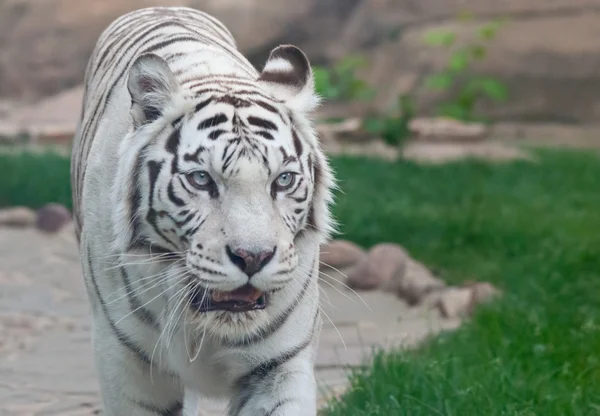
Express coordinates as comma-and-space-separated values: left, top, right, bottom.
70, 6, 335, 416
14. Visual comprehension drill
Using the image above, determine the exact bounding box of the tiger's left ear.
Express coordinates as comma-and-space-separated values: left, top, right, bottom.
258, 45, 320, 114
127, 53, 180, 126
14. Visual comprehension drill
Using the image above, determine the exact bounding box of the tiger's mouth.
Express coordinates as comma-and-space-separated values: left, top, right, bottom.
191, 284, 267, 313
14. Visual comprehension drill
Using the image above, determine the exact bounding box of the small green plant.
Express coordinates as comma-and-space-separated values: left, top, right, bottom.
362, 94, 416, 147
422, 17, 509, 122
313, 55, 376, 101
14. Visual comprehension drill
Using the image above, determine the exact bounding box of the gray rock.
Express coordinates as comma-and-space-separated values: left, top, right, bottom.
346, 243, 407, 291
0, 207, 37, 228
35, 203, 72, 233
320, 239, 367, 270
389, 257, 446, 305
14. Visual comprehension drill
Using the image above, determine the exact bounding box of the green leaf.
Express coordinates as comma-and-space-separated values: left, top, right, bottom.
478, 19, 505, 41
476, 77, 509, 101
362, 117, 386, 134
423, 30, 456, 47
470, 45, 487, 60
424, 73, 454, 90
334, 54, 368, 73
398, 94, 416, 117
437, 102, 470, 121
449, 49, 470, 72
312, 67, 334, 98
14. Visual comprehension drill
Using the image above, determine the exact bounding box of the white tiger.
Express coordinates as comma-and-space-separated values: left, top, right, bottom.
70, 6, 335, 416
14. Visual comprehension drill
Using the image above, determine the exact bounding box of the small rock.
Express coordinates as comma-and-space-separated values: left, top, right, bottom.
436, 282, 502, 318
436, 287, 473, 319
467, 281, 502, 313
346, 243, 407, 291
409, 117, 488, 142
387, 258, 446, 305
0, 207, 37, 227
320, 240, 367, 270
35, 203, 72, 233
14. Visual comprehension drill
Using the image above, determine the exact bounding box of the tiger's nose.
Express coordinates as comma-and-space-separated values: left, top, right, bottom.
226, 245, 277, 277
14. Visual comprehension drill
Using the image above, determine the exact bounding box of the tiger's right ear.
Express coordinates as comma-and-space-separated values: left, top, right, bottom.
127, 53, 179, 126
258, 45, 320, 114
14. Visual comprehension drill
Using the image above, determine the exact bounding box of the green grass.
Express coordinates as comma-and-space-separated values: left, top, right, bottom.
325, 150, 600, 415
1, 150, 72, 210
1, 148, 599, 415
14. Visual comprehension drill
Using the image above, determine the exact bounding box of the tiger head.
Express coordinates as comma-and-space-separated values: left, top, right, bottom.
113, 45, 335, 337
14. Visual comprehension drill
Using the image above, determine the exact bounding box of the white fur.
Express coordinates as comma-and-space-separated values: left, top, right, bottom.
71, 6, 335, 416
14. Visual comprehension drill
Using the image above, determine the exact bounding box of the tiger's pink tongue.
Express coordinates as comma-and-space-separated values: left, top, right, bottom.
211, 285, 263, 303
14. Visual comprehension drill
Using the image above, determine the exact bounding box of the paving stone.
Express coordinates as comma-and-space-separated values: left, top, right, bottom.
0, 228, 465, 415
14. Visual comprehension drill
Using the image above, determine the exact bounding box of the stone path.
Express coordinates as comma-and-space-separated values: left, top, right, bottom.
0, 226, 462, 415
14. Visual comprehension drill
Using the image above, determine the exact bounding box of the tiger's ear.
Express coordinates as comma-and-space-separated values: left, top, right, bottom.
127, 53, 179, 126
258, 45, 320, 114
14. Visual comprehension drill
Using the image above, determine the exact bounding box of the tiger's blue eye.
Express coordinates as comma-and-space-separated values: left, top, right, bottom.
275, 172, 296, 190
187, 170, 212, 189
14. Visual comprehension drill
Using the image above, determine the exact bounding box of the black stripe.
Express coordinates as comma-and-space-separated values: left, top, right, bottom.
163, 51, 188, 61
165, 126, 181, 155
222, 140, 240, 173
86, 245, 154, 367
189, 263, 225, 276
171, 115, 183, 127
247, 116, 278, 131
307, 158, 322, 232
130, 239, 178, 259
133, 397, 183, 416
198, 113, 228, 130
165, 127, 181, 174
255, 131, 274, 141
178, 176, 195, 196
175, 212, 196, 227
183, 145, 206, 163
287, 176, 304, 198
93, 20, 172, 80
146, 161, 179, 249
144, 35, 204, 55
292, 129, 303, 157
121, 267, 160, 330
208, 129, 227, 140
215, 95, 252, 107
252, 100, 281, 116
232, 335, 314, 415
194, 97, 213, 113
232, 89, 281, 102
127, 144, 149, 250
167, 181, 185, 207
193, 87, 228, 96
265, 399, 295, 416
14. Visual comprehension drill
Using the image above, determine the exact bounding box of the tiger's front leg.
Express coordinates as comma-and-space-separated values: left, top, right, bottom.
92, 314, 184, 415
228, 345, 318, 416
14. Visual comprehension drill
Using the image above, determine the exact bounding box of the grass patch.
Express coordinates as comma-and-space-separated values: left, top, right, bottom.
1, 148, 599, 414
325, 150, 600, 415
0, 150, 72, 210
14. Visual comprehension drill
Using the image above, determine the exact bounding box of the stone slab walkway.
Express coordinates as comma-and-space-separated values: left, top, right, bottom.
0, 226, 462, 415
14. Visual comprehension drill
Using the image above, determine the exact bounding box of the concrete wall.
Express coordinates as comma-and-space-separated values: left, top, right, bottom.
1, 0, 600, 122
